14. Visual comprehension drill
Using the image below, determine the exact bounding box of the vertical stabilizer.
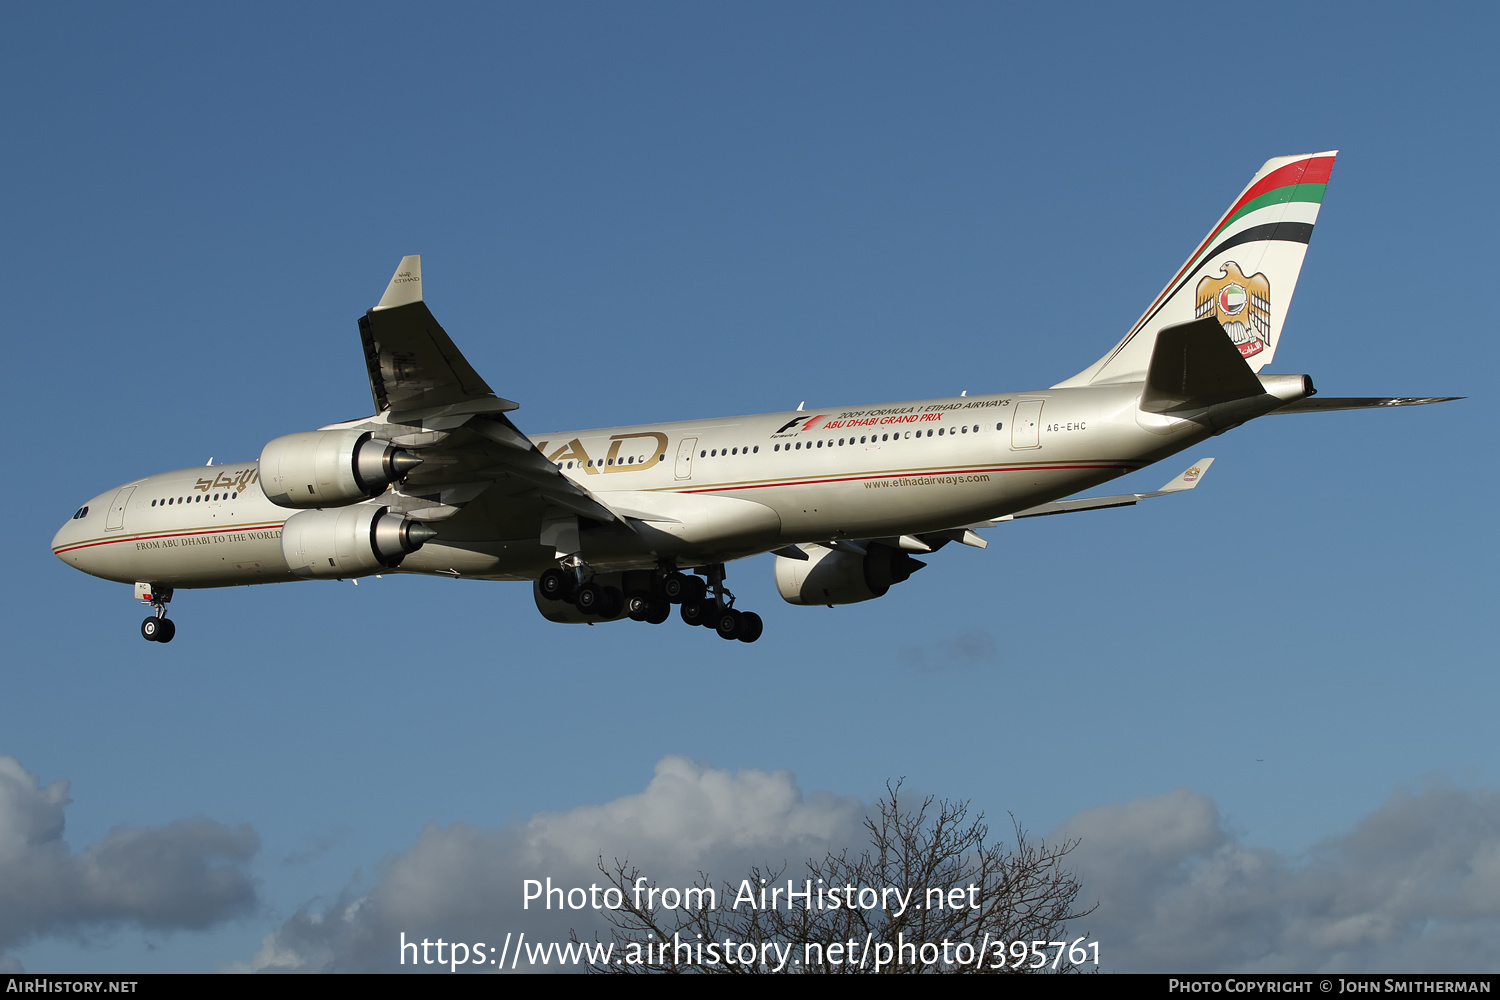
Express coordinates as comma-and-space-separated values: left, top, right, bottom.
1055, 152, 1337, 388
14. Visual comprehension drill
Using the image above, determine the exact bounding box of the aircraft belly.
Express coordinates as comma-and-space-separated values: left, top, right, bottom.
396, 540, 545, 579
588, 491, 782, 563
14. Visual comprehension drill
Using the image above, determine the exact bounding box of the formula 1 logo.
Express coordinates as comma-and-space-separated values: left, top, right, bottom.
771, 415, 828, 436
1196, 261, 1271, 359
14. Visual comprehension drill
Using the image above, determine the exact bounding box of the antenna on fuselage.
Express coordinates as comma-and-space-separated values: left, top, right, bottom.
797, 401, 805, 411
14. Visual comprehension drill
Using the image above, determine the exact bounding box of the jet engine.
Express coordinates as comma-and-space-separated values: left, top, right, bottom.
259, 429, 421, 509
774, 542, 926, 606
280, 505, 437, 578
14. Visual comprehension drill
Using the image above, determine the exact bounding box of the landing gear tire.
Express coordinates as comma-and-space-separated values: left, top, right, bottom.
575, 584, 623, 619
715, 608, 744, 640
539, 568, 575, 603
662, 573, 705, 604
577, 583, 623, 618
575, 583, 604, 616
680, 599, 714, 628
626, 590, 655, 622
596, 586, 624, 619
141, 617, 175, 643
736, 611, 763, 643
644, 601, 671, 625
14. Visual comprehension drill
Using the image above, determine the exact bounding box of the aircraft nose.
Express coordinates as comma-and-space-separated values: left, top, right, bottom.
53, 501, 94, 566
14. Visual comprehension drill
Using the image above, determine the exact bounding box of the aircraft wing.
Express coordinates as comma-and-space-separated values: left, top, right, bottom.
831, 459, 1218, 558
360, 256, 511, 415
976, 458, 1215, 526
354, 257, 620, 526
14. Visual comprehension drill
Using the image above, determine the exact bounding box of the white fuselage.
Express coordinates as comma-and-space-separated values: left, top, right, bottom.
52, 382, 1211, 589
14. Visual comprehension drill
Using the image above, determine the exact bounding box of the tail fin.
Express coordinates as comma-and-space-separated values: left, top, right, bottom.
1055, 151, 1337, 388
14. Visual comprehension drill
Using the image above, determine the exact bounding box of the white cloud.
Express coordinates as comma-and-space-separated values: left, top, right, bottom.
0, 756, 259, 969
1059, 783, 1500, 972
233, 759, 1500, 974
233, 755, 864, 972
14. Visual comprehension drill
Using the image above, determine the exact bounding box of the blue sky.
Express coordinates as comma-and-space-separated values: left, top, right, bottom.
4, 3, 1496, 973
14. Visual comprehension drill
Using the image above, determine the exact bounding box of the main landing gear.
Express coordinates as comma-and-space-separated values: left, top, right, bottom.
675, 563, 763, 643
137, 583, 176, 643
537, 561, 764, 642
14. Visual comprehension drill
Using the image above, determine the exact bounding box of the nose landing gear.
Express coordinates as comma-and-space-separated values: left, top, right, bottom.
136, 583, 176, 643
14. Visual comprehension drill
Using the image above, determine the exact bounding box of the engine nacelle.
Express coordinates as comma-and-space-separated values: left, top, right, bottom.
280, 505, 438, 579
259, 429, 421, 509
774, 542, 926, 606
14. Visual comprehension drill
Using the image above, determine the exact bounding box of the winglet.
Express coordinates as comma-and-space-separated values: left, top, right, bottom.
1154, 457, 1215, 494
375, 255, 423, 310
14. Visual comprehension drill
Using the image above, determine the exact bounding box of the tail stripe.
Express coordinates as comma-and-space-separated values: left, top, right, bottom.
1123, 154, 1334, 343
1053, 151, 1337, 389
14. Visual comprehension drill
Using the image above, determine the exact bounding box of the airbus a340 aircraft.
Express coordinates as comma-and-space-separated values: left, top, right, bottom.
53, 151, 1455, 644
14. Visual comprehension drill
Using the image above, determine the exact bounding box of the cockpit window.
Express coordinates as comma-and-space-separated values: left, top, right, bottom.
72, 506, 89, 519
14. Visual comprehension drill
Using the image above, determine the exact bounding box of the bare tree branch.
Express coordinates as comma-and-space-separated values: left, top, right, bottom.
571, 781, 1096, 974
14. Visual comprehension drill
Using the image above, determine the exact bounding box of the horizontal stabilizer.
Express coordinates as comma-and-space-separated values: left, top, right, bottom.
1269, 396, 1462, 414
1140, 318, 1266, 414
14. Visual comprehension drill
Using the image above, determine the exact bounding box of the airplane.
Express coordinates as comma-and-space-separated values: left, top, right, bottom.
52, 151, 1456, 644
